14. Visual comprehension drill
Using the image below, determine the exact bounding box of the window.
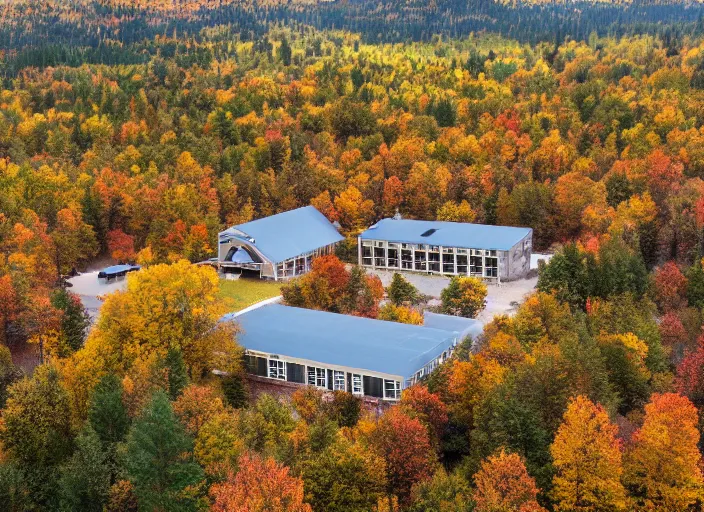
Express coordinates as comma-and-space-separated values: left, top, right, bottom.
485, 256, 498, 278
361, 243, 373, 266
333, 370, 345, 391
246, 355, 268, 377
374, 245, 386, 267
268, 359, 286, 380
286, 362, 306, 383
470, 255, 483, 275
295, 256, 306, 275
388, 243, 399, 268
442, 250, 455, 274
308, 366, 326, 388
351, 374, 363, 395
457, 254, 468, 274
414, 249, 427, 271
401, 248, 413, 269
384, 380, 401, 400
428, 246, 440, 273
364, 376, 384, 398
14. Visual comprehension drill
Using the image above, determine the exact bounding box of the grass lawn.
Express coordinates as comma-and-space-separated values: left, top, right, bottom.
217, 277, 283, 312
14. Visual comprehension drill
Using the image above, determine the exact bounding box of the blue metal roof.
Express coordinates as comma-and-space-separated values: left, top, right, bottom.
423, 311, 483, 341
219, 206, 344, 264
359, 218, 532, 251
224, 304, 463, 380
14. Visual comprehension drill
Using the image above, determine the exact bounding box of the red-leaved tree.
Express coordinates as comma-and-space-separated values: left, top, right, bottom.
372, 407, 437, 505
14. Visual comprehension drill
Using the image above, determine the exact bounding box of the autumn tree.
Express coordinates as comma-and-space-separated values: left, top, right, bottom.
440, 276, 487, 318
210, 453, 311, 512
302, 438, 386, 512
51, 207, 98, 278
378, 303, 424, 325
408, 468, 473, 512
65, 260, 242, 419
193, 411, 244, 478
107, 229, 136, 262
473, 450, 546, 512
0, 365, 74, 508
323, 391, 362, 428
550, 396, 627, 511
624, 393, 704, 511
436, 200, 476, 223
399, 385, 448, 448
173, 384, 227, 436
653, 261, 687, 312
371, 407, 437, 505
282, 256, 383, 317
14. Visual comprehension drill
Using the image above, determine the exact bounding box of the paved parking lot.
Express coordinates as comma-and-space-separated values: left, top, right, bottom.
366, 269, 538, 323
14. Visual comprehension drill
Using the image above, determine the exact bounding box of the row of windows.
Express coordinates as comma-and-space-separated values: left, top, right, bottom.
363, 240, 498, 256
363, 243, 499, 277
250, 356, 401, 399
274, 244, 337, 278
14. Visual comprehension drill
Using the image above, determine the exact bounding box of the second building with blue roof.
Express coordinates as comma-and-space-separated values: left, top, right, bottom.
358, 217, 532, 282
225, 303, 482, 401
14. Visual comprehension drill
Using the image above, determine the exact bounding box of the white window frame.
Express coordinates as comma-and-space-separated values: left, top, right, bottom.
333, 370, 345, 391
351, 374, 363, 395
268, 359, 286, 380
307, 366, 327, 388
384, 379, 401, 400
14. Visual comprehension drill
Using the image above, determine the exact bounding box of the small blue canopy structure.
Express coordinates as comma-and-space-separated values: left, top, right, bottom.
219, 206, 344, 264
224, 304, 476, 380
359, 218, 532, 251
97, 264, 141, 279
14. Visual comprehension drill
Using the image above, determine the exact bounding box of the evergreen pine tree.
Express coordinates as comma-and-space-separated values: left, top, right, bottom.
123, 391, 205, 511
58, 426, 111, 512
51, 288, 90, 354
88, 374, 130, 447
220, 372, 248, 409
686, 258, 704, 309
387, 273, 420, 306
164, 348, 189, 399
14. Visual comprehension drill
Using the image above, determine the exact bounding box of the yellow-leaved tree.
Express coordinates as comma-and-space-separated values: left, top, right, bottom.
61, 260, 241, 422
550, 395, 628, 511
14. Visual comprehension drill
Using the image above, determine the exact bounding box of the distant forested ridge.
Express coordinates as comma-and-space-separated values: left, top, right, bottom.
2, 0, 704, 75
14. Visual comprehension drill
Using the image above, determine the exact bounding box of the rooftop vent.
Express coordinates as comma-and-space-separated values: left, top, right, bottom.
421, 229, 438, 237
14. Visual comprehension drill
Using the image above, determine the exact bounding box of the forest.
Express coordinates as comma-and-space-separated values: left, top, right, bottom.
5, 3, 704, 510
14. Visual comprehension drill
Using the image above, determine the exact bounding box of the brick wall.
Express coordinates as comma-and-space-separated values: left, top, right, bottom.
246, 374, 391, 415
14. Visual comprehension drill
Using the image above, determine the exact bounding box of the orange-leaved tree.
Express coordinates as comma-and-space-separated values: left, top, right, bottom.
473, 449, 547, 512
209, 452, 311, 512
624, 393, 704, 511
